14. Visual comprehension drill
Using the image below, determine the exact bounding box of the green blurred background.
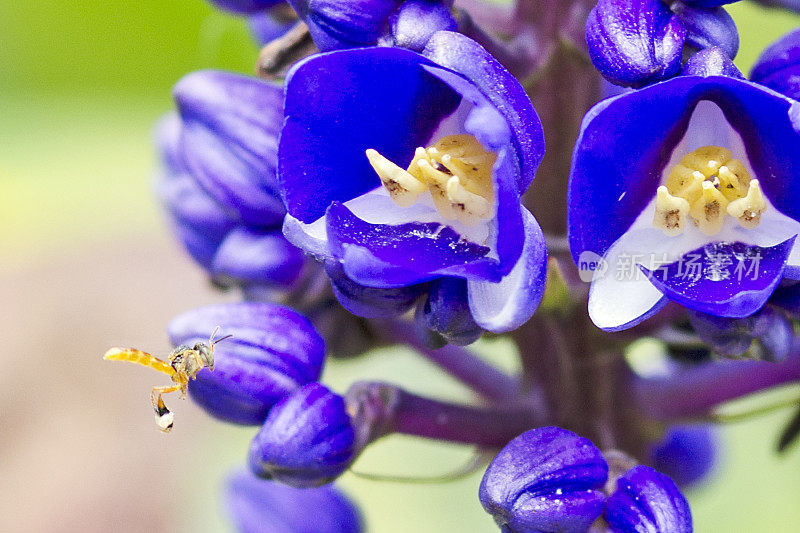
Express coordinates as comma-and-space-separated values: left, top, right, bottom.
2, 2, 800, 531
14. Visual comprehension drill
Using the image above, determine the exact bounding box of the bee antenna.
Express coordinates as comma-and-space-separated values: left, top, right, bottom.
208, 326, 221, 345
213, 334, 233, 346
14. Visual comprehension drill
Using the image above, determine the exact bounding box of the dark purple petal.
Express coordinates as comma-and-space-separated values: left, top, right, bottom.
210, 0, 284, 14
670, 2, 739, 59
750, 0, 800, 11
279, 47, 460, 224
751, 28, 800, 101
569, 75, 800, 264
417, 277, 483, 346
649, 425, 717, 488
326, 202, 496, 287
325, 260, 426, 318
167, 303, 325, 425
586, 0, 686, 88
479, 427, 608, 533
423, 31, 545, 192
681, 47, 743, 78
605, 465, 693, 533
249, 383, 357, 487
643, 239, 795, 318
175, 70, 286, 227
213, 227, 306, 289
226, 468, 363, 533
390, 0, 457, 52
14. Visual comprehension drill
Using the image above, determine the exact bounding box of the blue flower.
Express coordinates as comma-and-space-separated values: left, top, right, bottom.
605, 465, 693, 533
279, 32, 547, 334
167, 302, 326, 424
225, 468, 363, 533
569, 54, 800, 331
479, 427, 608, 533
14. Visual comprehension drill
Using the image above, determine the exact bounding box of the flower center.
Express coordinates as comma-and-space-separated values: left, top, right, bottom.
365, 134, 496, 226
653, 145, 767, 236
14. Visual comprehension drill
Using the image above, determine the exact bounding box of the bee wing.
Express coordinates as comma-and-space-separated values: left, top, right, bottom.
103, 347, 176, 377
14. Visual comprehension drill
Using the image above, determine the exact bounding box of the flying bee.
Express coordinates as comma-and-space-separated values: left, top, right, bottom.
103, 327, 232, 432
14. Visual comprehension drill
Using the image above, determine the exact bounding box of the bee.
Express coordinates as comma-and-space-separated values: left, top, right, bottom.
103, 327, 231, 432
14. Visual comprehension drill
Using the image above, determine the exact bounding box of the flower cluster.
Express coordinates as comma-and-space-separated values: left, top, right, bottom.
136, 0, 800, 531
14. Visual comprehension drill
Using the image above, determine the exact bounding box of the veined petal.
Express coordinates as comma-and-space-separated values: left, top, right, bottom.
644, 238, 796, 318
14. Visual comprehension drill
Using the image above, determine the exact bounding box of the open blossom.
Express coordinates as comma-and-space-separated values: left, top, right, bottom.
569, 50, 800, 331
280, 31, 548, 337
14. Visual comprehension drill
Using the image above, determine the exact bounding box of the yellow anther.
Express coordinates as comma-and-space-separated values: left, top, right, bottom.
367, 135, 496, 223
680, 146, 732, 178
727, 179, 767, 229
365, 149, 427, 207
653, 186, 691, 236
656, 146, 764, 235
690, 181, 730, 236
717, 159, 751, 201
445, 176, 493, 226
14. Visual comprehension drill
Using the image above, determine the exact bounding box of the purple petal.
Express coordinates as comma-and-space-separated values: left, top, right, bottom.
167, 303, 325, 425
681, 47, 744, 78
605, 465, 693, 533
671, 2, 739, 59
467, 208, 548, 333
650, 425, 718, 488
209, 0, 284, 14
326, 202, 496, 288
325, 260, 426, 318
390, 0, 457, 51
279, 47, 460, 224
226, 469, 363, 533
751, 28, 800, 101
643, 239, 796, 318
423, 31, 545, 192
175, 70, 286, 227
213, 227, 306, 289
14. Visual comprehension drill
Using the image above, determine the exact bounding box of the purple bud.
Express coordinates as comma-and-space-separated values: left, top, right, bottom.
209, 0, 284, 14
605, 465, 693, 533
155, 115, 237, 270
167, 303, 325, 424
173, 71, 286, 227
212, 227, 306, 290
415, 277, 482, 347
226, 468, 363, 533
249, 383, 357, 487
479, 427, 608, 533
688, 307, 793, 361
751, 28, 800, 101
681, 47, 744, 78
390, 0, 457, 52
325, 260, 424, 319
670, 2, 739, 59
750, 0, 800, 11
586, 0, 686, 87
649, 425, 718, 488
303, 0, 400, 50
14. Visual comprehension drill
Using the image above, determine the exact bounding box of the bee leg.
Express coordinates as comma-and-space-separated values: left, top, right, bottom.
150, 385, 181, 433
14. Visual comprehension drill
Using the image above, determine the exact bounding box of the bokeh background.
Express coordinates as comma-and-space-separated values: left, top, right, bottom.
2, 1, 800, 531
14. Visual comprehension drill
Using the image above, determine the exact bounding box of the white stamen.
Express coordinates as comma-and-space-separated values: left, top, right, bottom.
653, 186, 690, 236
727, 179, 767, 229
366, 149, 427, 207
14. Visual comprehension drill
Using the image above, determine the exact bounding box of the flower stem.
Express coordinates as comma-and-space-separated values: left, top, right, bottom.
635, 344, 800, 420
346, 381, 541, 448
380, 319, 521, 402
